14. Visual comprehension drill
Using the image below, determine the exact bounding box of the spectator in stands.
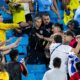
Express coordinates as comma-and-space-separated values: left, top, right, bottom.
64, 31, 76, 47
43, 57, 66, 80
23, 2, 33, 29
22, 0, 33, 23
8, 0, 33, 23
67, 20, 80, 35
7, 0, 26, 23
6, 49, 28, 80
70, 61, 80, 80
0, 54, 9, 80
52, 23, 63, 34
63, 31, 80, 76
0, 13, 28, 46
33, 0, 60, 19
49, 34, 80, 79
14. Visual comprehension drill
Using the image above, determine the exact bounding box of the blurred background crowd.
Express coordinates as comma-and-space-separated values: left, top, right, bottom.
0, 0, 80, 80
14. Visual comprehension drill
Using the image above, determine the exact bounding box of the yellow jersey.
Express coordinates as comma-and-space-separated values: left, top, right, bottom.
0, 71, 9, 80
12, 0, 26, 23
0, 22, 19, 46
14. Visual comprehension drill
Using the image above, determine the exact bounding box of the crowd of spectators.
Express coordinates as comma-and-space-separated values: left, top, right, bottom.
0, 0, 80, 80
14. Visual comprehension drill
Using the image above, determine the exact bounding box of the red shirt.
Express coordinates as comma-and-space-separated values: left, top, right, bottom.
70, 72, 80, 80
69, 38, 80, 54
69, 38, 77, 48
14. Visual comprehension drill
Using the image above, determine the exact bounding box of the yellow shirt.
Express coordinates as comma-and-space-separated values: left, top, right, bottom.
64, 10, 74, 24
0, 71, 9, 80
0, 22, 19, 46
12, 0, 26, 23
67, 0, 79, 10
64, 0, 79, 24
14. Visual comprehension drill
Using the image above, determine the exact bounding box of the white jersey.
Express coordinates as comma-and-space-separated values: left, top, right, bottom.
49, 43, 72, 73
43, 68, 67, 80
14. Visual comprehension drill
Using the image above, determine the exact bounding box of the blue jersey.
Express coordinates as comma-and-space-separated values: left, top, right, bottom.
34, 0, 52, 12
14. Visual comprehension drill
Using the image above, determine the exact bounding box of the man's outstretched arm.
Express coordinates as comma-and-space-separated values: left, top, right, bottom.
0, 22, 29, 30
0, 37, 22, 52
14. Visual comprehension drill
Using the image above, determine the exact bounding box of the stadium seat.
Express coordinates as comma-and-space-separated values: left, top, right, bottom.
26, 64, 47, 80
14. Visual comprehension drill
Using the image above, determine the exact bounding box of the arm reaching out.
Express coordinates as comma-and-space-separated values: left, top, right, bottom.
36, 33, 53, 42
51, 0, 60, 19
0, 38, 13, 47
0, 22, 29, 30
0, 37, 22, 51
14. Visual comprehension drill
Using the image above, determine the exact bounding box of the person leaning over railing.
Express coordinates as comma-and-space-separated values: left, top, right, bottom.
0, 13, 29, 47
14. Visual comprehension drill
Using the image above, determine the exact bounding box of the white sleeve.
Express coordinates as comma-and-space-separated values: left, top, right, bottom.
42, 73, 48, 80
64, 45, 72, 53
